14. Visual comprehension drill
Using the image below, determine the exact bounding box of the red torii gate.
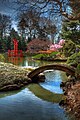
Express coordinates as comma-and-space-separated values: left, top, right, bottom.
8, 39, 23, 57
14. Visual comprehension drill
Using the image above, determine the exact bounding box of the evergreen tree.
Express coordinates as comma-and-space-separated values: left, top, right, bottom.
61, 20, 80, 44
6, 36, 11, 50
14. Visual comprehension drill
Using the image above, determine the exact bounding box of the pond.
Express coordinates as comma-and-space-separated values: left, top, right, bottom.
0, 56, 74, 120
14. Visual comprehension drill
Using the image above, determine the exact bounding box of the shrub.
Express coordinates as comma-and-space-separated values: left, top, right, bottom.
62, 40, 76, 57
0, 54, 5, 62
75, 64, 80, 77
67, 52, 80, 66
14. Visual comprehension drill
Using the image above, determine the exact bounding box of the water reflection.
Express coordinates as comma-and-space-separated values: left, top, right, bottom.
40, 70, 68, 94
6, 56, 54, 67
7, 57, 24, 65
0, 88, 70, 120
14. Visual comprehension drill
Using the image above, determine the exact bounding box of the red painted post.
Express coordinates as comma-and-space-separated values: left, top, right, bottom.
13, 39, 18, 57
8, 50, 11, 57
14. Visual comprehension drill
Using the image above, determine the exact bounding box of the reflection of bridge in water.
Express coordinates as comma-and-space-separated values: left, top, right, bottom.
28, 64, 77, 80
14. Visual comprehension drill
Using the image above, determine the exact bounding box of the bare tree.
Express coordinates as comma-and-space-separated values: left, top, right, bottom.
69, 0, 80, 20
2, 0, 80, 20
0, 13, 11, 39
17, 8, 57, 40
36, 17, 57, 41
14, 0, 80, 21
17, 8, 40, 39
18, 17, 27, 38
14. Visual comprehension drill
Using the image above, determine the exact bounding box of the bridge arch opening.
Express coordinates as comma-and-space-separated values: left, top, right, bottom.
28, 64, 76, 81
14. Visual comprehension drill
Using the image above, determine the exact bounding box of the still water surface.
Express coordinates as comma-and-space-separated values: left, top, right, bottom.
0, 57, 74, 120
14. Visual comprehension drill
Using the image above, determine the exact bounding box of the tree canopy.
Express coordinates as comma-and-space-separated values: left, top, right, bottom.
0, 13, 11, 38
17, 8, 57, 41
14, 0, 80, 21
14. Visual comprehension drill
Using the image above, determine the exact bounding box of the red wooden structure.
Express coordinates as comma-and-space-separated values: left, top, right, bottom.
8, 39, 23, 57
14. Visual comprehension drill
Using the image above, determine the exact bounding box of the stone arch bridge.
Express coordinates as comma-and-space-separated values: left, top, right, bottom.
28, 64, 77, 80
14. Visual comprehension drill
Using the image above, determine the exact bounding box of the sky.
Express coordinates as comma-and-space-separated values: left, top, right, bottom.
0, 0, 19, 30
0, 0, 16, 16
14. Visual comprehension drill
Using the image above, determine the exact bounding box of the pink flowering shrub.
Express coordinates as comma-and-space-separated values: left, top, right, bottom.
50, 39, 65, 51
58, 39, 65, 45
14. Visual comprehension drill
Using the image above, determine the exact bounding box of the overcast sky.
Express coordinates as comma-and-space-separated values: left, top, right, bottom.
0, 0, 19, 19
0, 0, 20, 30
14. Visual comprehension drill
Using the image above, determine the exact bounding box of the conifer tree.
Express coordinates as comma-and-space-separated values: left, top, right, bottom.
61, 20, 80, 44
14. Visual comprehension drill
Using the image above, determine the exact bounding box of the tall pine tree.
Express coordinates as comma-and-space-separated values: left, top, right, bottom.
61, 20, 80, 44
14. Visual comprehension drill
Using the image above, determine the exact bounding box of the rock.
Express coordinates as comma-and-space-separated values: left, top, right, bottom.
59, 99, 66, 106
60, 82, 65, 87
31, 73, 45, 83
0, 84, 21, 91
37, 73, 45, 82
0, 62, 32, 91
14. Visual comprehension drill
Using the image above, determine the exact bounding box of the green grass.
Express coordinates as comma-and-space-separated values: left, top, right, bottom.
33, 52, 59, 59
28, 83, 64, 103
33, 53, 47, 59
49, 51, 58, 57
